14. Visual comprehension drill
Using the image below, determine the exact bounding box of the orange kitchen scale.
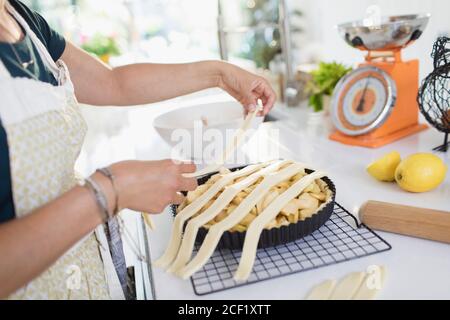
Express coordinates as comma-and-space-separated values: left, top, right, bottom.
329, 14, 431, 148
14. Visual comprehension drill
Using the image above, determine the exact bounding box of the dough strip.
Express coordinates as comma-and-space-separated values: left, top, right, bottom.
233, 171, 327, 281
167, 160, 289, 274
153, 162, 267, 269
329, 272, 366, 300
178, 162, 306, 279
305, 279, 337, 300
353, 266, 386, 300
183, 102, 262, 178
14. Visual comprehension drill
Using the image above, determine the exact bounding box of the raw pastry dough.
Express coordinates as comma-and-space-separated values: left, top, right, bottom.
183, 103, 262, 178
178, 162, 307, 279
167, 160, 288, 273
353, 266, 386, 300
153, 163, 266, 269
177, 162, 304, 278
305, 279, 337, 300
233, 171, 327, 281
329, 272, 365, 300
305, 266, 386, 300
142, 213, 156, 230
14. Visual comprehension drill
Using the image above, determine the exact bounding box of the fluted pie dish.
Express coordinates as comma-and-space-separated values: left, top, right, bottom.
155, 160, 335, 281
176, 161, 335, 249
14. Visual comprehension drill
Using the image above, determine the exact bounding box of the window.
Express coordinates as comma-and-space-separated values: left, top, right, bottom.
23, 0, 220, 62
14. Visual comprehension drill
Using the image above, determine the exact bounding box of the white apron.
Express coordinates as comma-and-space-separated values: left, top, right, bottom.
0, 2, 124, 299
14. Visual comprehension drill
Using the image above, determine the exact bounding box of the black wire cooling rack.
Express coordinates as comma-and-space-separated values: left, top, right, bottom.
189, 202, 392, 296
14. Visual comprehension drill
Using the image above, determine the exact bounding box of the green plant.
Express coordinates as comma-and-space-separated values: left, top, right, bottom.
81, 34, 121, 57
307, 62, 352, 112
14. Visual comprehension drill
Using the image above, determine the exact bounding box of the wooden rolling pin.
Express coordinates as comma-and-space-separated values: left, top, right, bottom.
360, 201, 450, 244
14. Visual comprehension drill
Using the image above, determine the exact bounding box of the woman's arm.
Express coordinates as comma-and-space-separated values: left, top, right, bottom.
62, 42, 276, 115
0, 175, 107, 298
0, 160, 197, 298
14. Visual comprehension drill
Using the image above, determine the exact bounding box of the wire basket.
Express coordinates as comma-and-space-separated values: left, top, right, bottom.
418, 36, 450, 152
189, 202, 391, 296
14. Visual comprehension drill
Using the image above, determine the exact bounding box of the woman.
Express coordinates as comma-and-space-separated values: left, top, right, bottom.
0, 0, 276, 299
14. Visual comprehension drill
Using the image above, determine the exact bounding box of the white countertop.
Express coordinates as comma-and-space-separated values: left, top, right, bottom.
79, 93, 450, 300
140, 99, 450, 300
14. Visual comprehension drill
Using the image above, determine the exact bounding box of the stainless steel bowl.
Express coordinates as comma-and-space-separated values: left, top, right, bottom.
337, 14, 430, 51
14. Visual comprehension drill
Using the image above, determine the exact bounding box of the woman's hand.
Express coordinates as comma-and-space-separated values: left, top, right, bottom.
0, 159, 196, 297
110, 159, 198, 213
217, 62, 277, 116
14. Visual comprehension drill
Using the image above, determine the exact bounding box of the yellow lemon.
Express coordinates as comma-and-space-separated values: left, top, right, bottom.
367, 151, 401, 182
395, 153, 447, 192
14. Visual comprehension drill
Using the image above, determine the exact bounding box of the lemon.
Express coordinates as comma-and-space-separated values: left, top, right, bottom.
367, 151, 402, 182
395, 153, 447, 193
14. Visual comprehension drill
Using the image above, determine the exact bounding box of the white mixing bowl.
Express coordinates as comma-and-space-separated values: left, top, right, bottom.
153, 101, 264, 160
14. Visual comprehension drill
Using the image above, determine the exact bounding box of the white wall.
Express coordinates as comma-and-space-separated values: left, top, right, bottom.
293, 0, 450, 79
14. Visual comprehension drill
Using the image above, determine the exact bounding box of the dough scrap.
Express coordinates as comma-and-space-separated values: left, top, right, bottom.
233, 171, 327, 281
329, 272, 366, 300
305, 279, 337, 300
177, 162, 307, 279
166, 160, 287, 273
353, 266, 386, 300
153, 162, 266, 269
305, 266, 386, 300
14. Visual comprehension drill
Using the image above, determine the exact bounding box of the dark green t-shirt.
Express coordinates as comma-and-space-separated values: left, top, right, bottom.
0, 0, 66, 223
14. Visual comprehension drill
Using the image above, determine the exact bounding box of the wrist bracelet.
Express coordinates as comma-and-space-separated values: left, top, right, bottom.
84, 177, 111, 222
97, 167, 120, 215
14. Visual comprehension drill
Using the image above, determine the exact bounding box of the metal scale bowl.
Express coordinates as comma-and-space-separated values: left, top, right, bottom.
329, 14, 431, 148
338, 14, 430, 52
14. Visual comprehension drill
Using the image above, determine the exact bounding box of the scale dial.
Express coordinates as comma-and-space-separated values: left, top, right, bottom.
331, 65, 397, 136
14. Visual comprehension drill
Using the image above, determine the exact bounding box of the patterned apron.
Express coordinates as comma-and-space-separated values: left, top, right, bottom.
0, 3, 124, 299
